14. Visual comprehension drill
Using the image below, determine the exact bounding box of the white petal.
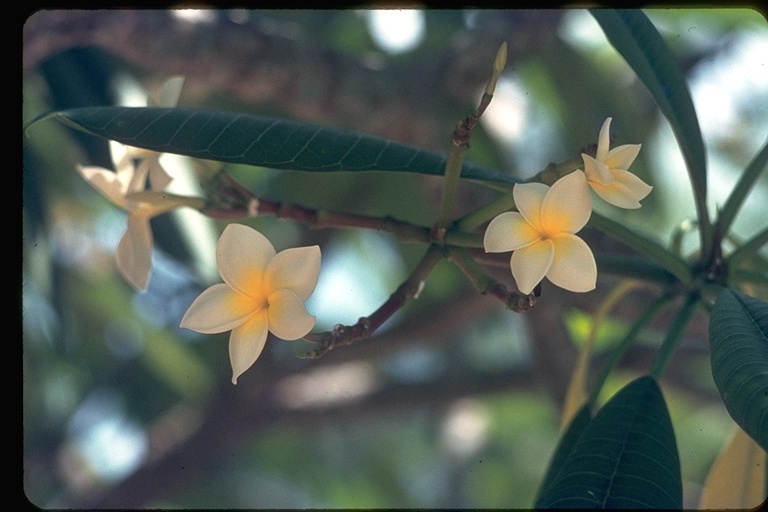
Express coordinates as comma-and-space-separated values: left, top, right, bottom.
156, 76, 185, 107
265, 245, 321, 301
596, 117, 612, 161
484, 212, 540, 253
547, 234, 597, 292
605, 144, 641, 171
589, 180, 642, 209
613, 168, 653, 202
217, 224, 276, 296
582, 154, 614, 186
511, 240, 554, 295
542, 171, 592, 233
116, 214, 153, 291
513, 182, 548, 231
126, 155, 151, 194
78, 165, 129, 208
110, 141, 132, 171
267, 289, 316, 340
143, 154, 173, 191
180, 283, 260, 334
229, 311, 269, 384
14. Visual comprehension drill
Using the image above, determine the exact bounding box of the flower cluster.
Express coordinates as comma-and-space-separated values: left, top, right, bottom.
77, 77, 322, 384
484, 117, 652, 294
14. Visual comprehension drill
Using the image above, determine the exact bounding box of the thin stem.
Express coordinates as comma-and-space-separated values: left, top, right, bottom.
561, 280, 642, 429
452, 153, 589, 233
468, 249, 679, 286
446, 246, 537, 312
436, 43, 507, 235
726, 226, 768, 269
443, 231, 483, 248
719, 138, 768, 237
453, 186, 515, 233
587, 293, 674, 407
649, 293, 700, 380
206, 172, 433, 243
729, 269, 768, 286
302, 244, 444, 357
437, 144, 469, 233
589, 211, 692, 283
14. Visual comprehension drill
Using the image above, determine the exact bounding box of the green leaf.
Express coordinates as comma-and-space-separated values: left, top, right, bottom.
535, 376, 682, 509
719, 138, 768, 237
49, 106, 518, 187
709, 288, 768, 451
535, 405, 592, 504
589, 211, 691, 283
592, 9, 710, 254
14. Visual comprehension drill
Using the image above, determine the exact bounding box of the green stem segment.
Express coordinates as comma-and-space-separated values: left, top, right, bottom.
649, 293, 699, 380
436, 42, 507, 235
447, 247, 536, 312
589, 212, 691, 283
726, 226, 768, 269
587, 294, 673, 407
453, 153, 588, 233
437, 144, 470, 231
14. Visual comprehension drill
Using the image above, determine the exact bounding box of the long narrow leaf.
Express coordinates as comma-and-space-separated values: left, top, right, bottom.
589, 211, 691, 282
535, 376, 682, 509
710, 288, 768, 451
719, 137, 768, 236
48, 107, 518, 187
592, 9, 710, 255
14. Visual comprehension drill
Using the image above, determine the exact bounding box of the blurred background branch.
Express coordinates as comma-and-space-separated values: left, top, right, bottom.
24, 10, 562, 150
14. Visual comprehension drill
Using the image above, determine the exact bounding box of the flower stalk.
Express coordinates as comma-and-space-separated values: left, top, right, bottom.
303, 244, 444, 357
447, 246, 536, 312
436, 42, 507, 235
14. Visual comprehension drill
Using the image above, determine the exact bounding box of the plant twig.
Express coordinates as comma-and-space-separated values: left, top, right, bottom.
435, 43, 507, 237
446, 246, 537, 312
302, 244, 444, 358
204, 172, 432, 243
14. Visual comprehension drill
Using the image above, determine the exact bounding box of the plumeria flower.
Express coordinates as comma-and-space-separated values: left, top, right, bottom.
77, 162, 204, 291
484, 171, 596, 294
180, 224, 321, 384
581, 117, 652, 209
77, 76, 196, 290
111, 75, 186, 190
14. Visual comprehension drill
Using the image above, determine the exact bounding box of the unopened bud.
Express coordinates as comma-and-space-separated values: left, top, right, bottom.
485, 42, 508, 97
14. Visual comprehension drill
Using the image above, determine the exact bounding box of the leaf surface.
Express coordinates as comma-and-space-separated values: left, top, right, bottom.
535, 376, 682, 509
52, 107, 518, 187
710, 288, 768, 451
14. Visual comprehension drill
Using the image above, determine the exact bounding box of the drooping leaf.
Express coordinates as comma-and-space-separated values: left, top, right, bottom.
48, 107, 518, 187
535, 376, 682, 509
709, 288, 768, 451
592, 9, 710, 250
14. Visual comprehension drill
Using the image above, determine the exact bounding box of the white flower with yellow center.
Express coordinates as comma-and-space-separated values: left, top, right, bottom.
77, 162, 199, 291
180, 224, 321, 384
582, 117, 652, 209
484, 171, 596, 294
111, 75, 186, 190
